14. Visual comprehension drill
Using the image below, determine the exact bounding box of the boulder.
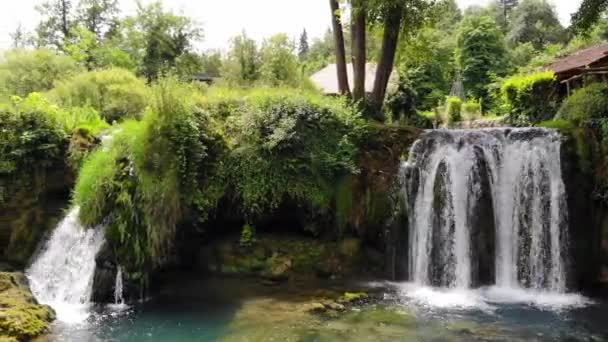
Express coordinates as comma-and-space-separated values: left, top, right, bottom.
0, 272, 55, 341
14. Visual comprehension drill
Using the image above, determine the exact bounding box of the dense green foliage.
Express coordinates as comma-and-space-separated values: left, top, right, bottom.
457, 15, 508, 108
74, 79, 216, 267
506, 0, 566, 50
0, 49, 82, 98
500, 71, 557, 125
0, 99, 68, 176
445, 96, 463, 123
73, 84, 365, 269
556, 83, 608, 124
48, 68, 148, 122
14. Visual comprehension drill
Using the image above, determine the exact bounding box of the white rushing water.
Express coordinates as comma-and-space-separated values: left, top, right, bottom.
26, 208, 106, 323
403, 128, 569, 292
114, 265, 124, 305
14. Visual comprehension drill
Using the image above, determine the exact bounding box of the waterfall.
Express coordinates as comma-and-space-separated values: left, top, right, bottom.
403, 128, 568, 292
114, 265, 124, 305
26, 207, 106, 323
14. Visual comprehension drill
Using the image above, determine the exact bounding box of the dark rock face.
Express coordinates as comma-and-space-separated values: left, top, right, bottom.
346, 125, 422, 281
468, 147, 495, 287
559, 129, 602, 292
0, 167, 73, 267
430, 161, 456, 287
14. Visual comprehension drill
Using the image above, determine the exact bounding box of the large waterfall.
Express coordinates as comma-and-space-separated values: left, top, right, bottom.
402, 128, 568, 292
26, 208, 106, 323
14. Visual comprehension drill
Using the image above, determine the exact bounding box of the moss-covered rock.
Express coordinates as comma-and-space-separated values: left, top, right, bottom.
0, 272, 55, 341
197, 234, 367, 281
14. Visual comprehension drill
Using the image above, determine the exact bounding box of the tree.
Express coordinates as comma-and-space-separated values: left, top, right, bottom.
329, 0, 351, 96
200, 51, 223, 78
123, 1, 203, 80
303, 29, 334, 74
76, 0, 119, 40
398, 27, 457, 110
351, 0, 367, 102
369, 0, 433, 116
259, 34, 300, 87
457, 15, 508, 108
10, 24, 29, 49
500, 0, 518, 25
298, 29, 310, 60
572, 0, 608, 33
222, 31, 261, 85
506, 0, 565, 50
35, 0, 74, 50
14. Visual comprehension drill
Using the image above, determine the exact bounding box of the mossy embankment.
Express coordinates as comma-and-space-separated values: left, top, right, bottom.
0, 272, 55, 341
2, 76, 420, 302
69, 83, 420, 301
538, 120, 608, 293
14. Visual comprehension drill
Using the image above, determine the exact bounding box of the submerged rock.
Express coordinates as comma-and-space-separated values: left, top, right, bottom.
0, 272, 55, 341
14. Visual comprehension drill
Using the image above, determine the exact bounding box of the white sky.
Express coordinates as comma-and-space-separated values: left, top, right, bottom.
0, 0, 584, 51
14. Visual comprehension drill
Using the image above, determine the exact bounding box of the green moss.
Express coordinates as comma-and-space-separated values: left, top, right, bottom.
341, 292, 368, 302
335, 176, 354, 236
537, 119, 572, 130
0, 272, 55, 341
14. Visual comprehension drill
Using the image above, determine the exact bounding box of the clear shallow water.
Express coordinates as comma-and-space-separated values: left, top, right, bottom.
46, 276, 608, 342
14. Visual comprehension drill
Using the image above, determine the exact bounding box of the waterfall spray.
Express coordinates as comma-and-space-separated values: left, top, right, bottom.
26, 208, 106, 322
403, 128, 568, 292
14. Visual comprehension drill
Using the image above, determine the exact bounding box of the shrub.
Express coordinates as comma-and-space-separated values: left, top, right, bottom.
0, 100, 68, 176
445, 96, 462, 123
500, 71, 557, 125
556, 83, 608, 124
74, 85, 366, 270
240, 224, 256, 247
462, 99, 482, 119
75, 78, 220, 268
0, 49, 82, 97
49, 68, 148, 122
202, 87, 365, 217
13, 93, 109, 134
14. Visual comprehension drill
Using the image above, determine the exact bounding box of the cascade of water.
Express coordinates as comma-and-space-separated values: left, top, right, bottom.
403, 128, 568, 292
114, 265, 124, 305
26, 208, 106, 322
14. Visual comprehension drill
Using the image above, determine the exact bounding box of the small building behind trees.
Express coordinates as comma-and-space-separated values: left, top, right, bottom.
548, 43, 608, 96
310, 63, 398, 96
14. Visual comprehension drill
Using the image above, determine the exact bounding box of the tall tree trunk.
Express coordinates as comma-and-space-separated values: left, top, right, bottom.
329, 0, 351, 96
371, 5, 403, 118
351, 0, 366, 102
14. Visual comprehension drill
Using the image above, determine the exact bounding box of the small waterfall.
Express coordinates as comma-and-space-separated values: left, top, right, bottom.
114, 265, 124, 305
403, 128, 568, 292
26, 207, 106, 322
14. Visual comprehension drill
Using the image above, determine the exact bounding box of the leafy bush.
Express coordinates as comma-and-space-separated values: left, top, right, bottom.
445, 96, 462, 123
500, 71, 557, 125
12, 93, 109, 134
0, 101, 68, 176
201, 87, 365, 217
73, 85, 366, 270
556, 83, 608, 124
240, 224, 256, 247
0, 49, 82, 98
75, 78, 220, 268
49, 68, 148, 122
462, 99, 482, 119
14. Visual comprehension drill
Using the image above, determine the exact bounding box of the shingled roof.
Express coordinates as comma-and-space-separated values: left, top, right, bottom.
310, 63, 398, 95
549, 43, 608, 75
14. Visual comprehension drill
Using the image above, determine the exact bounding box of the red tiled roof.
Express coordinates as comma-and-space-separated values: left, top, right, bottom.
549, 43, 608, 74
